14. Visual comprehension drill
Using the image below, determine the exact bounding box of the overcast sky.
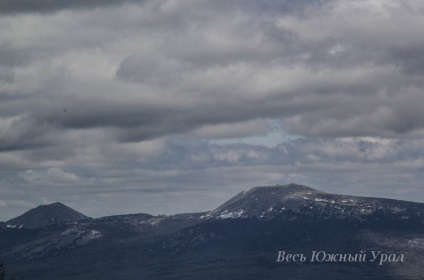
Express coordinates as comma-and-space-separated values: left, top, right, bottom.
1, 0, 424, 220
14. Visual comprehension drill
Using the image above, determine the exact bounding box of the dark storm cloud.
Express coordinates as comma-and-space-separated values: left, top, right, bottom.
390, 46, 424, 75
0, 67, 14, 83
0, 44, 32, 67
0, 0, 145, 15
0, 115, 49, 152
0, 0, 334, 17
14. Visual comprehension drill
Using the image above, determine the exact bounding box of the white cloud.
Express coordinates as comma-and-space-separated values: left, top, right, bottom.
20, 168, 80, 184
193, 119, 268, 139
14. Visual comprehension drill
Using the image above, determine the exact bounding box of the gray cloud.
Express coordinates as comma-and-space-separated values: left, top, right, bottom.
1, 0, 424, 220
0, 0, 145, 15
3, 0, 424, 147
390, 46, 424, 75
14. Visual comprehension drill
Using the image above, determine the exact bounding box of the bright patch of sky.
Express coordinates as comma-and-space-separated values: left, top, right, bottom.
211, 119, 300, 147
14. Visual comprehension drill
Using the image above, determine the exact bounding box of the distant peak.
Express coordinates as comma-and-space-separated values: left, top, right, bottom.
6, 202, 89, 229
44, 202, 67, 207
31, 202, 74, 211
51, 202, 65, 205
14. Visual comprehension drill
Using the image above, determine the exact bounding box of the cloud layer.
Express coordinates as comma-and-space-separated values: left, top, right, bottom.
1, 0, 424, 220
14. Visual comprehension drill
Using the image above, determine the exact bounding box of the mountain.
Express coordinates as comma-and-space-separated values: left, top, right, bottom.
206, 183, 424, 225
0, 184, 423, 280
5, 202, 89, 229
207, 183, 325, 218
210, 183, 324, 218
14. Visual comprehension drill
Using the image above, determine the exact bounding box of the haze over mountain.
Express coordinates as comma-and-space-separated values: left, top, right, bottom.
0, 184, 423, 280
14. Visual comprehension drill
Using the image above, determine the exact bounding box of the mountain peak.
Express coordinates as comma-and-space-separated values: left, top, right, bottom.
216, 184, 324, 209
209, 184, 325, 218
6, 202, 89, 229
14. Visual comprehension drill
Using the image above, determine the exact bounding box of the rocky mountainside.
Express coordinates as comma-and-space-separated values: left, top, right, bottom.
0, 184, 423, 280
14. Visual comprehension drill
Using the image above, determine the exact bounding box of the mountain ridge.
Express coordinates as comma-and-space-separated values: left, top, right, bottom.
201, 183, 424, 222
4, 183, 424, 225
1, 183, 423, 280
